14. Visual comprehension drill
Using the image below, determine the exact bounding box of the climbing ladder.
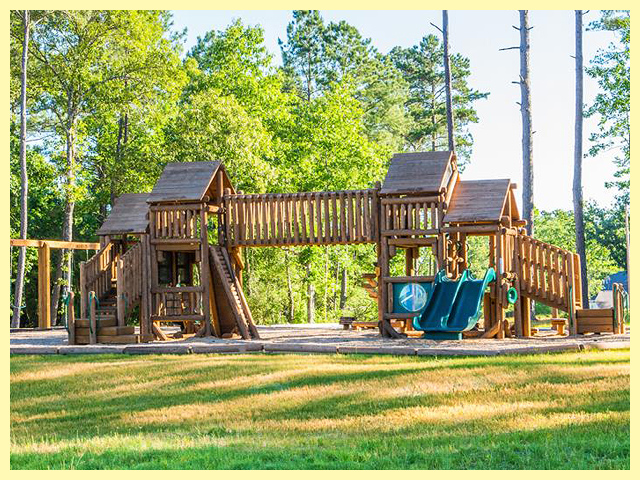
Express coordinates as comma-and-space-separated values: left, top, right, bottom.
209, 246, 260, 339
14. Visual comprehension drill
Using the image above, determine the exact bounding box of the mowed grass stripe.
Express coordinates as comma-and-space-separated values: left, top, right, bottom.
10, 350, 630, 469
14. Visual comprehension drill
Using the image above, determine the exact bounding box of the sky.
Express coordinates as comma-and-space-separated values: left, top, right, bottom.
170, 10, 621, 212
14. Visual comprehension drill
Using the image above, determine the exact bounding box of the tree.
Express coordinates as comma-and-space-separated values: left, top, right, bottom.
280, 11, 410, 149
279, 10, 325, 102
586, 10, 630, 202
442, 10, 455, 152
519, 10, 534, 237
389, 35, 488, 167
11, 11, 31, 328
27, 11, 187, 322
573, 10, 589, 308
164, 89, 276, 194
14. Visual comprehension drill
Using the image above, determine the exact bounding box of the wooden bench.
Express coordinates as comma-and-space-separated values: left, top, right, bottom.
339, 316, 355, 330
551, 319, 567, 335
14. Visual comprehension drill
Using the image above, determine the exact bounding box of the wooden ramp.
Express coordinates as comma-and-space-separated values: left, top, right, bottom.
209, 246, 260, 340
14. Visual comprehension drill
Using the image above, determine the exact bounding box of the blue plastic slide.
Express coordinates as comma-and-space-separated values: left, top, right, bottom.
446, 268, 496, 331
413, 269, 469, 331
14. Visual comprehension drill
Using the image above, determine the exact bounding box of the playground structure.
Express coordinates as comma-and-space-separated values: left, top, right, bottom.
11, 151, 627, 343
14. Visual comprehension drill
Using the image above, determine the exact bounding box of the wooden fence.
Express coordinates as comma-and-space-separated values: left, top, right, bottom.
149, 204, 202, 240
224, 189, 379, 247
380, 196, 443, 237
514, 234, 582, 312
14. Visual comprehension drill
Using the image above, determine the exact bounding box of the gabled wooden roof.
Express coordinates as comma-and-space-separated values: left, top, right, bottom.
147, 161, 235, 204
443, 179, 516, 224
97, 194, 149, 235
381, 151, 455, 195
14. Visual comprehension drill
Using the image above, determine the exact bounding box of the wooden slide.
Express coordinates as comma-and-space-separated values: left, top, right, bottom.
209, 246, 260, 340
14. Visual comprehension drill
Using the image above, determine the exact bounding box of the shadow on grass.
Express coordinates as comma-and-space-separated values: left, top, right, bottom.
10, 415, 630, 470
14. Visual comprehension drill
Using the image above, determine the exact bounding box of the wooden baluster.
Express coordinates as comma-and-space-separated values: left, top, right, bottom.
362, 192, 370, 240
269, 195, 279, 245
340, 192, 347, 242
355, 191, 362, 241
308, 194, 315, 243
323, 193, 330, 243
300, 195, 308, 244
331, 193, 339, 243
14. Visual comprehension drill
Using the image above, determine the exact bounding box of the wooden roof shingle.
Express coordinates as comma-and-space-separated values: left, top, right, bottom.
443, 179, 512, 224
148, 161, 233, 204
381, 151, 455, 195
97, 194, 149, 235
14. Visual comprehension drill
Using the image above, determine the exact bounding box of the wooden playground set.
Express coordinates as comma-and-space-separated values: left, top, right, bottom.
11, 151, 627, 343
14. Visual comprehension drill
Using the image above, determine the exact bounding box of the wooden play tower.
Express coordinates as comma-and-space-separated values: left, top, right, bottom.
70, 151, 624, 344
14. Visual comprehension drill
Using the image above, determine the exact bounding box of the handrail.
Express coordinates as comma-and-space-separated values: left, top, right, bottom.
224, 188, 379, 247
80, 242, 116, 315
116, 242, 143, 324
514, 234, 582, 313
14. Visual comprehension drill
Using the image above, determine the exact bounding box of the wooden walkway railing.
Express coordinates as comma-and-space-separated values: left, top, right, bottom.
116, 241, 143, 323
80, 242, 116, 315
380, 196, 443, 237
514, 234, 582, 312
149, 204, 202, 241
224, 189, 379, 247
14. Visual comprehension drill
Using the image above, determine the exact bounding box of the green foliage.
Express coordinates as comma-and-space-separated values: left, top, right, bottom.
388, 34, 489, 167
586, 10, 630, 201
534, 208, 620, 298
165, 89, 276, 194
280, 11, 410, 150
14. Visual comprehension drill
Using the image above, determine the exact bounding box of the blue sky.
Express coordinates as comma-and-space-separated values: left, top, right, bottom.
170, 10, 621, 212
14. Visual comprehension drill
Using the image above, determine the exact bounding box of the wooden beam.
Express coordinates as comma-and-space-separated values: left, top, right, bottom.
68, 291, 75, 345
11, 238, 100, 250
37, 242, 51, 329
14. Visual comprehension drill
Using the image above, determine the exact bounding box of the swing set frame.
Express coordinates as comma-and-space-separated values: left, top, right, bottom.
10, 239, 100, 329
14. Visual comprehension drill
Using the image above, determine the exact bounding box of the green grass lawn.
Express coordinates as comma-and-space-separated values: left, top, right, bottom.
10, 350, 630, 469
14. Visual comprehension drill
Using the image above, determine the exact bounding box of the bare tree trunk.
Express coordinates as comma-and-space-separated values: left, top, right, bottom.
431, 82, 437, 151
51, 120, 76, 324
625, 205, 630, 304
284, 250, 294, 323
443, 10, 455, 152
339, 267, 347, 310
573, 10, 589, 308
519, 10, 534, 238
11, 10, 30, 328
307, 265, 315, 324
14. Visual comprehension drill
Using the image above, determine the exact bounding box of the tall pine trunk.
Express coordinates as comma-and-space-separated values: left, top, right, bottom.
51, 116, 76, 324
573, 10, 589, 308
307, 263, 315, 324
339, 267, 347, 310
284, 250, 294, 323
11, 10, 30, 328
443, 10, 455, 152
519, 10, 534, 238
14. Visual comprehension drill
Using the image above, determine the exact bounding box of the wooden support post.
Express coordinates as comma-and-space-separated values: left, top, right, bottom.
521, 296, 532, 337
37, 241, 51, 329
483, 291, 492, 332
116, 259, 125, 327
68, 291, 75, 345
79, 261, 86, 320
89, 292, 97, 344
200, 206, 212, 336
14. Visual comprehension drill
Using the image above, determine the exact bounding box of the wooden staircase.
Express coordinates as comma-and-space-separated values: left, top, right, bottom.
209, 246, 259, 339
73, 288, 149, 344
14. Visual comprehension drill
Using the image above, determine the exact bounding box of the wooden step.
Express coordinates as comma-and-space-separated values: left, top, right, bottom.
75, 334, 141, 344
75, 318, 117, 328
576, 308, 614, 318
75, 326, 135, 336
